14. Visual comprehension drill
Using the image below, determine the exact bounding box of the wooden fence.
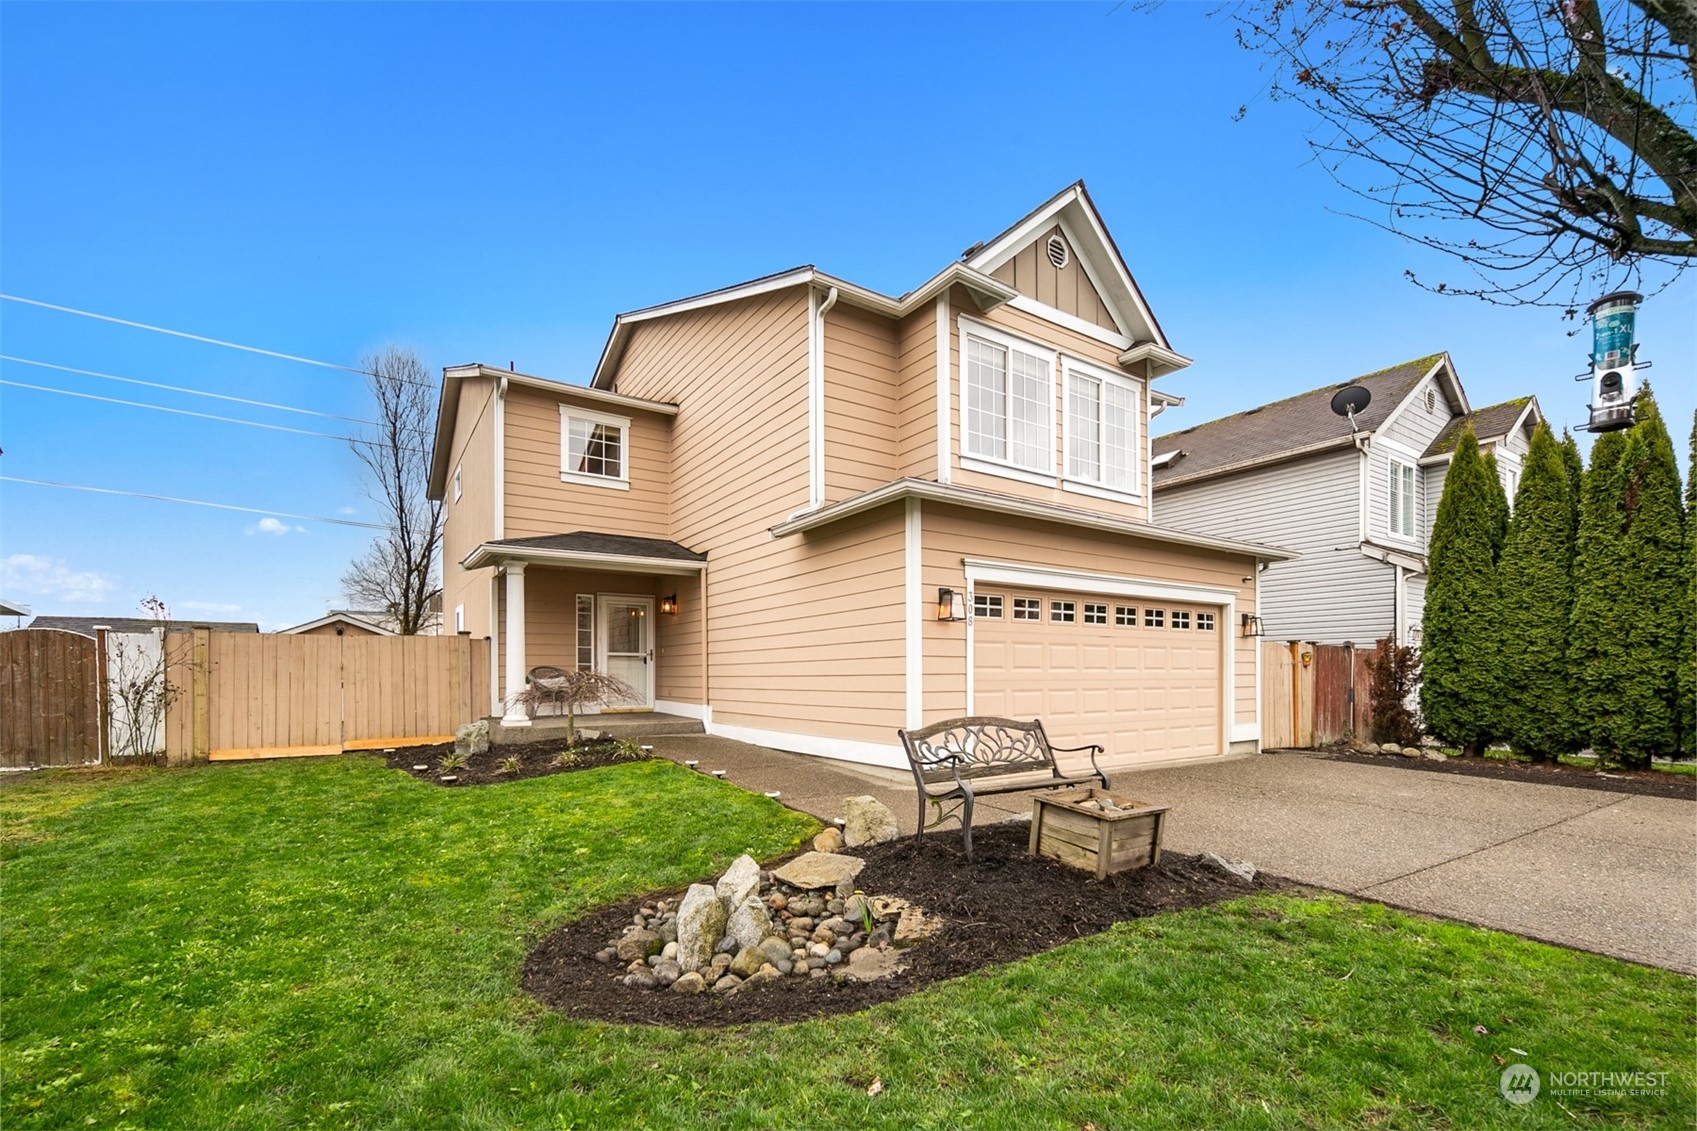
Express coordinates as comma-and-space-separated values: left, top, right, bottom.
0, 629, 101, 767
163, 631, 489, 761
1261, 640, 1382, 749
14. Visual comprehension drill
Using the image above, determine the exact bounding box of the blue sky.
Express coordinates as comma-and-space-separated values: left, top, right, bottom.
3, 2, 1691, 630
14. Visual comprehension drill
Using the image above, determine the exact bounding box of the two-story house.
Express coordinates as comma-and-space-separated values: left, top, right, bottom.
427, 183, 1294, 771
1151, 354, 1541, 646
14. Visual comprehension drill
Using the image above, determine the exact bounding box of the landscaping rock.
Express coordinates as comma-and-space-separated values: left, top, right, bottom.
454, 719, 490, 758
758, 937, 792, 967
670, 971, 706, 994
1401, 746, 1422, 758
771, 852, 866, 891
710, 974, 742, 994
1362, 742, 1380, 754
623, 969, 657, 990
674, 883, 726, 972
812, 827, 846, 853
836, 947, 903, 982
1201, 852, 1257, 884
726, 895, 773, 950
842, 796, 900, 847
615, 928, 661, 963
652, 959, 681, 987
715, 854, 762, 908
1425, 750, 1449, 762
729, 946, 767, 979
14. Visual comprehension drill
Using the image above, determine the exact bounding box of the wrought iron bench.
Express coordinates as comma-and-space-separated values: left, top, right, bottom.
897, 716, 1110, 860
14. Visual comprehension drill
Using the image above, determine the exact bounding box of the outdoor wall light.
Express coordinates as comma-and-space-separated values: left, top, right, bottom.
936, 588, 965, 622
1241, 613, 1263, 637
659, 594, 678, 616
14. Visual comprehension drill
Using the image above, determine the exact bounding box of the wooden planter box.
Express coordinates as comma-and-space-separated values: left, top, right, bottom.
1028, 788, 1169, 880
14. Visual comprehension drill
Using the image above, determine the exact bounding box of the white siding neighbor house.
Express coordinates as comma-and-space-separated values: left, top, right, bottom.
1151, 354, 1540, 646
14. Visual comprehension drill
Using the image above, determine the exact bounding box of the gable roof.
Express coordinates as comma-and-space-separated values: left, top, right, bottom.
1423, 397, 1542, 458
1151, 355, 1451, 489
278, 612, 394, 636
588, 181, 1186, 393
22, 616, 259, 636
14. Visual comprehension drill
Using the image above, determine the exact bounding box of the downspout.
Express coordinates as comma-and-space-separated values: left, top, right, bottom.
494, 376, 508, 541
808, 286, 839, 510
1148, 398, 1167, 523
1352, 431, 1371, 545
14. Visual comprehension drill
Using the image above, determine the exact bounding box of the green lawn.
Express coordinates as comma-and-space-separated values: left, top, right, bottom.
3, 757, 1690, 1130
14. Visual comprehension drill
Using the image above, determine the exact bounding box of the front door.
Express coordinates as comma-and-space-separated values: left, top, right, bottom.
597, 596, 654, 710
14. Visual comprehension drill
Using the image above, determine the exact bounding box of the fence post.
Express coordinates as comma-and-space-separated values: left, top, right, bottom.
94, 626, 110, 764
192, 628, 211, 761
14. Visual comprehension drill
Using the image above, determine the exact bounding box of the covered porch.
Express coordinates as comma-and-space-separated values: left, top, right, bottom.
463, 532, 708, 728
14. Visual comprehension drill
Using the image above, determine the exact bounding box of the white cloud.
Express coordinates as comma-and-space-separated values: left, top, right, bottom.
245, 517, 306, 536
336, 506, 359, 516
178, 600, 243, 614
1, 553, 117, 604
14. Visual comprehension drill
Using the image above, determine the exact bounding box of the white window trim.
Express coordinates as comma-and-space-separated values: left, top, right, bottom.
452, 463, 463, 503
957, 314, 1055, 479
1061, 355, 1143, 499
453, 603, 464, 633
558, 404, 632, 491
1377, 437, 1423, 547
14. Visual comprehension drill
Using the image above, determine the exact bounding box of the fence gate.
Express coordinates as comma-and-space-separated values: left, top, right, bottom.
1312, 644, 1354, 746
1259, 641, 1315, 749
0, 629, 100, 767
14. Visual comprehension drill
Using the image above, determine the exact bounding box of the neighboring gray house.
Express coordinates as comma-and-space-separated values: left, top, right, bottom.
19, 616, 260, 636
1151, 353, 1541, 646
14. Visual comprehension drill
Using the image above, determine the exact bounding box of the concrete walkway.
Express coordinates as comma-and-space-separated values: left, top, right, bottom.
648, 736, 1696, 974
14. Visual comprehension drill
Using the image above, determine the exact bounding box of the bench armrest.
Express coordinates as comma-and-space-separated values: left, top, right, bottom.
1046, 742, 1109, 788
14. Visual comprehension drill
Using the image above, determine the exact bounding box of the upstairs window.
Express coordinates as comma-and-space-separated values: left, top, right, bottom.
560, 407, 630, 489
1065, 361, 1139, 493
964, 326, 1051, 473
1389, 459, 1416, 538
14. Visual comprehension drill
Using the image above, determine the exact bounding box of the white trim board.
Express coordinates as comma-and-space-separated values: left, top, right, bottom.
653, 699, 708, 721
904, 498, 923, 729
708, 721, 907, 770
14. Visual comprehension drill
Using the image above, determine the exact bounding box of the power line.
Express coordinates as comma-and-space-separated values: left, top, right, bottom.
0, 354, 426, 433
1, 378, 431, 453
0, 475, 388, 530
0, 293, 435, 390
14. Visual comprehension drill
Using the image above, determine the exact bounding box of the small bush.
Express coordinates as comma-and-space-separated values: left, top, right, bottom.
496, 755, 522, 775
1369, 639, 1423, 748
438, 751, 469, 773
609, 739, 647, 762
548, 751, 581, 769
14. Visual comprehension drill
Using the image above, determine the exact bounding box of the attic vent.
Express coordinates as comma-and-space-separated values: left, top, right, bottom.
1045, 233, 1070, 270
1425, 388, 1436, 413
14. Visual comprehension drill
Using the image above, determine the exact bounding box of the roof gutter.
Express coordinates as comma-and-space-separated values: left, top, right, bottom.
770, 478, 1297, 562
462, 543, 708, 575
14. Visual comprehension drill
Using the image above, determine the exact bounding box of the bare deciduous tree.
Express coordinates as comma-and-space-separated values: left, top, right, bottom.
1216, 0, 1696, 308
106, 595, 177, 763
342, 347, 443, 635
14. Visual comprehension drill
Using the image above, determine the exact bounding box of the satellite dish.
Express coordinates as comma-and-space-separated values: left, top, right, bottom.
1330, 385, 1372, 433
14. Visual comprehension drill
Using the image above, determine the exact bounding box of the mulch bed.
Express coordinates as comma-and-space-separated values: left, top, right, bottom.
1320, 749, 1696, 801
382, 737, 647, 787
521, 824, 1285, 1028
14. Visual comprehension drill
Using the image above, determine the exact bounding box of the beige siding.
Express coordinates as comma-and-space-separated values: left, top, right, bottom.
896, 308, 940, 478
947, 294, 1151, 523
441, 375, 499, 645
822, 303, 899, 499
922, 505, 1258, 733
990, 225, 1118, 333
503, 384, 672, 541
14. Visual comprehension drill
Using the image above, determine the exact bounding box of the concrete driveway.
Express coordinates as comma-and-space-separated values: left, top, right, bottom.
649, 736, 1695, 974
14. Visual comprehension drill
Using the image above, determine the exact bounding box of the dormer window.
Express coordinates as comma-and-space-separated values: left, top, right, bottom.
559, 405, 631, 490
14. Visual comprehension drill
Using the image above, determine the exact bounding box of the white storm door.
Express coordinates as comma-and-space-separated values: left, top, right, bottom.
597, 596, 654, 709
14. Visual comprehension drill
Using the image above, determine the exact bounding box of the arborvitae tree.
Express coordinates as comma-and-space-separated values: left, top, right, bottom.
1497, 424, 1577, 760
1481, 449, 1510, 557
1560, 430, 1584, 507
1605, 391, 1685, 765
1681, 411, 1697, 758
1569, 429, 1629, 756
1421, 430, 1502, 755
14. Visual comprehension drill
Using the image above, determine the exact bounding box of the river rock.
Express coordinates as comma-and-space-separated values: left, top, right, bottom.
758, 937, 792, 967
729, 946, 767, 979
615, 928, 662, 963
770, 852, 865, 891
1201, 852, 1257, 884
710, 974, 743, 994
812, 827, 846, 853
454, 719, 490, 758
652, 958, 682, 986
675, 883, 727, 972
715, 854, 762, 908
842, 795, 899, 847
836, 946, 903, 982
671, 971, 706, 994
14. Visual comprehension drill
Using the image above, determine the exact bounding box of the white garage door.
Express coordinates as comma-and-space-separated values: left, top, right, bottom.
972, 590, 1222, 769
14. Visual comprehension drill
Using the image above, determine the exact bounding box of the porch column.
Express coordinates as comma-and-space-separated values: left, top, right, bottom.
501, 563, 530, 726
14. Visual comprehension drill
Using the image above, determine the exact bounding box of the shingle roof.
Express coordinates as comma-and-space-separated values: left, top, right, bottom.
22, 616, 259, 636
1423, 398, 1536, 458
483, 531, 706, 562
1151, 355, 1444, 489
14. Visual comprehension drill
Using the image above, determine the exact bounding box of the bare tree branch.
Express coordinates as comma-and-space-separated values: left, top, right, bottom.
342, 347, 443, 635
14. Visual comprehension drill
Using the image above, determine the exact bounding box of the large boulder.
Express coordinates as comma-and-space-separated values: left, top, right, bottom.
674, 883, 726, 972
841, 796, 899, 848
770, 852, 866, 891
725, 896, 773, 950
454, 720, 490, 758
715, 854, 762, 908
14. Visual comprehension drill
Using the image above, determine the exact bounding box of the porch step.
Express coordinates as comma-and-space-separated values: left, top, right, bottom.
488, 711, 705, 745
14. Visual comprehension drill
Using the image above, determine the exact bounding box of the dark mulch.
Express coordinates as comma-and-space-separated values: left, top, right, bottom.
1321, 749, 1696, 801
521, 823, 1285, 1029
382, 737, 648, 787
